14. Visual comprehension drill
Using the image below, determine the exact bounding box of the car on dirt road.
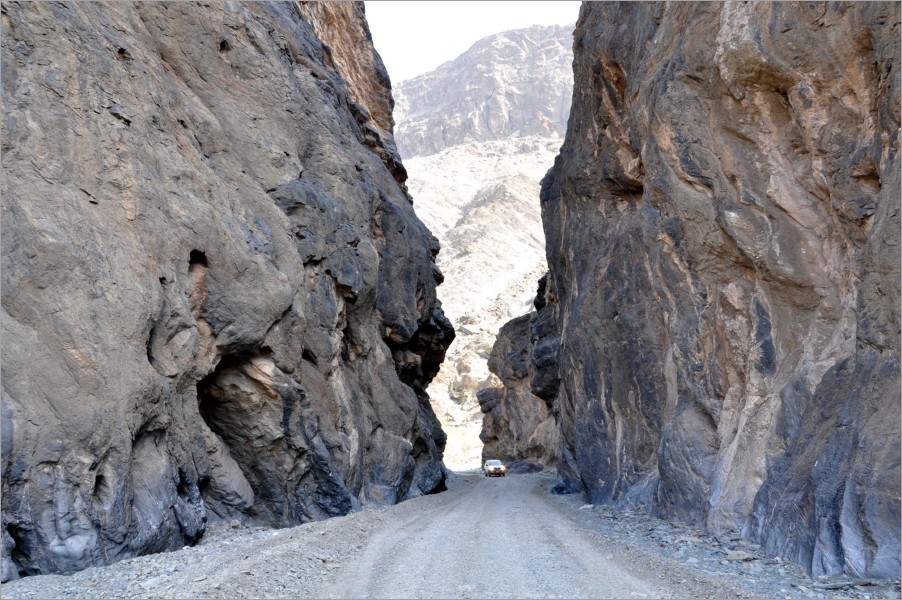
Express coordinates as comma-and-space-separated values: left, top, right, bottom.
483, 459, 506, 477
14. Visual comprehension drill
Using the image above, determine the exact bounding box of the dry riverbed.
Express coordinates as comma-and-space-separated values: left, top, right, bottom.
2, 471, 898, 599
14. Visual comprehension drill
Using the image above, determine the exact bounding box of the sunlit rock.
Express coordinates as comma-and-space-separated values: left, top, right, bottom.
1, 0, 451, 579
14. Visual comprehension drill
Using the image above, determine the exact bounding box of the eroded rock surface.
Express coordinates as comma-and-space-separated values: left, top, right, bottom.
1, 0, 451, 580
478, 275, 559, 466
393, 24, 573, 159
497, 1, 900, 579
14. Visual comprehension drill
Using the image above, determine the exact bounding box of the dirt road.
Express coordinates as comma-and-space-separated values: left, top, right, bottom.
321, 472, 668, 599
5, 470, 890, 599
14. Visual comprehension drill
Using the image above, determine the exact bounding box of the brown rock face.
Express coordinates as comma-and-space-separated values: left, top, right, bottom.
298, 2, 406, 187
500, 1, 899, 578
1, 1, 451, 580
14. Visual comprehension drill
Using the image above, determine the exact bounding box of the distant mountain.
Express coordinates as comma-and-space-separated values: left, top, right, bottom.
393, 25, 574, 467
394, 24, 573, 159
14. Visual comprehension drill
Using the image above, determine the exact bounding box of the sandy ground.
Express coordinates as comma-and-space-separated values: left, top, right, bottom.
319, 472, 677, 599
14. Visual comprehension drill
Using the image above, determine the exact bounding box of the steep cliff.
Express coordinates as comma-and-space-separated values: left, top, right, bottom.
394, 24, 573, 158
498, 1, 900, 579
1, 0, 451, 580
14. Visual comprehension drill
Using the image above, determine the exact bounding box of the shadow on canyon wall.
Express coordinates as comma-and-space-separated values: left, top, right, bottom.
484, 1, 900, 580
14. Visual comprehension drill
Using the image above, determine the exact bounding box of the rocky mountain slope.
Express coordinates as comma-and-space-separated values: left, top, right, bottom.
487, 1, 900, 579
392, 26, 573, 467
1, 1, 451, 581
404, 137, 555, 422
394, 24, 573, 159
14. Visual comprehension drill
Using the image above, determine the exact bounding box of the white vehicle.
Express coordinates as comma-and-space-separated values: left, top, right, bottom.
483, 459, 506, 477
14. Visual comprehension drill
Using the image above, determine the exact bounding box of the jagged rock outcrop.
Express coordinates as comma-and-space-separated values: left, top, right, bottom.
393, 25, 573, 158
496, 1, 900, 579
478, 275, 559, 466
1, 0, 452, 581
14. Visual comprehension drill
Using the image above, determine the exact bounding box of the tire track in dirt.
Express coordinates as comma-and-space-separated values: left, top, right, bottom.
4, 471, 830, 599
320, 473, 669, 599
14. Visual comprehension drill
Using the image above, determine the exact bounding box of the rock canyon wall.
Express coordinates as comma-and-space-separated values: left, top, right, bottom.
1, 1, 451, 580
477, 275, 560, 467
492, 1, 901, 579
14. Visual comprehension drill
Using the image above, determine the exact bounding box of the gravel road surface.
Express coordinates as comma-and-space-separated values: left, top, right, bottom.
2, 470, 897, 599
321, 472, 668, 599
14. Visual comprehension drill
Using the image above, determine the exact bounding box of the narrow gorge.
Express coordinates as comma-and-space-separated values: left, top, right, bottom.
391, 24, 573, 468
1, 0, 899, 589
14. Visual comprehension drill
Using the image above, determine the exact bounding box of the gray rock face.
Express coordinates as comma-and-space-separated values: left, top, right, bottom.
478, 275, 559, 466
393, 24, 573, 158
1, 0, 451, 580
500, 1, 899, 579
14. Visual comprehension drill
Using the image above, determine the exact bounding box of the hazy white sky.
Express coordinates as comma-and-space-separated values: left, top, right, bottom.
364, 1, 581, 83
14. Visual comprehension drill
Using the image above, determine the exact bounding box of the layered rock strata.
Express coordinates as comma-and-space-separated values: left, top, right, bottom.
496, 1, 900, 579
1, 0, 451, 581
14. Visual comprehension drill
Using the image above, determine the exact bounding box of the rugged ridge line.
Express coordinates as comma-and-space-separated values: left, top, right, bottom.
393, 24, 573, 159
1, 1, 452, 580
492, 1, 900, 579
